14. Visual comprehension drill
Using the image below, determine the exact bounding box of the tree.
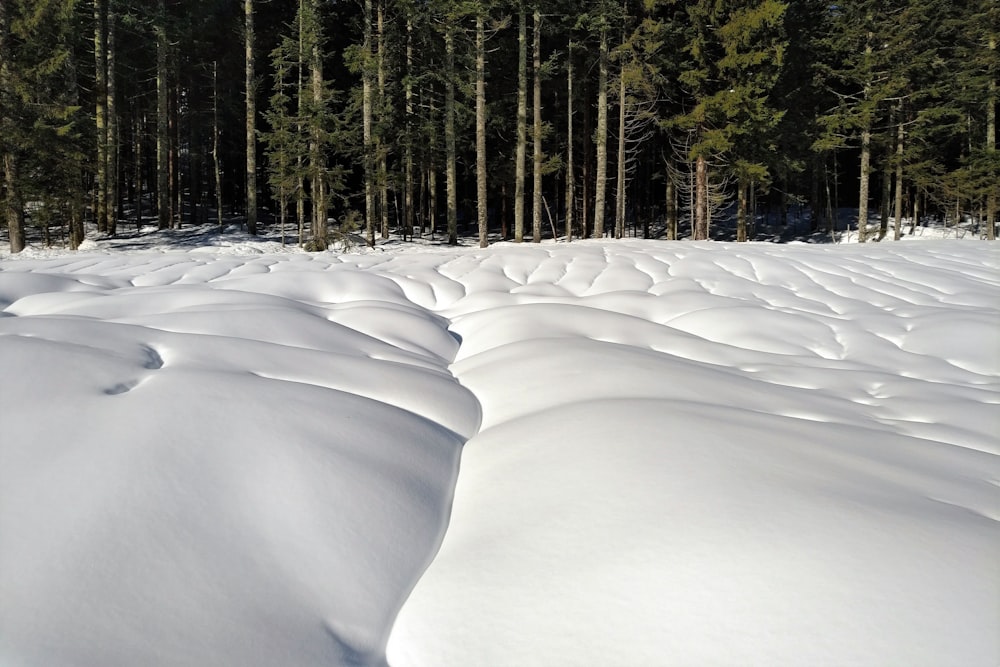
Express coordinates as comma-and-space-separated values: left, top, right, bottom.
476, 12, 488, 248
245, 0, 258, 235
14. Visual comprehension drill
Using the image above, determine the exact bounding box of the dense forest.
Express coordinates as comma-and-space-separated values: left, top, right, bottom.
0, 0, 996, 252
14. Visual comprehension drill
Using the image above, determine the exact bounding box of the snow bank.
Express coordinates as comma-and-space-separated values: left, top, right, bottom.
1, 238, 997, 666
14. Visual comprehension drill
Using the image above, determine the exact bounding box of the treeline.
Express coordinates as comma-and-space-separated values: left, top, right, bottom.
0, 0, 996, 253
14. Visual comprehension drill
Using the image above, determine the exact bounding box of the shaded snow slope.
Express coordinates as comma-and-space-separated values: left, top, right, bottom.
1, 238, 997, 666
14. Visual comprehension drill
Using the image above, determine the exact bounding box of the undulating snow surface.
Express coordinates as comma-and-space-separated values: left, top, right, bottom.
1, 234, 997, 666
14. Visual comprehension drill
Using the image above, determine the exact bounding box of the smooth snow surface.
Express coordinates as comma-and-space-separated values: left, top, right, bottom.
1, 236, 997, 666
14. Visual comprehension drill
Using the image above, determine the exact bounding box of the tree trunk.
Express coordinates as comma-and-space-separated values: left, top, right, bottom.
665, 157, 677, 240
213, 62, 223, 230
857, 124, 871, 242
515, 6, 527, 242
245, 0, 257, 234
156, 0, 169, 230
476, 14, 488, 248
377, 0, 389, 239
893, 111, 904, 241
134, 112, 144, 229
615, 69, 626, 239
3, 152, 25, 253
94, 0, 108, 234
593, 24, 608, 238
987, 36, 996, 240
736, 177, 748, 242
107, 7, 119, 236
297, 0, 306, 244
565, 44, 574, 242
363, 0, 375, 246
405, 18, 415, 241
445, 28, 458, 245
532, 9, 542, 243
311, 0, 326, 243
694, 152, 708, 240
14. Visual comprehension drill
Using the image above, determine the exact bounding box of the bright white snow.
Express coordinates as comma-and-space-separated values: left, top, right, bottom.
1, 231, 997, 666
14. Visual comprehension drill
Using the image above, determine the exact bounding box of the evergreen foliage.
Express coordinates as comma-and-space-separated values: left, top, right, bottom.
0, 0, 996, 251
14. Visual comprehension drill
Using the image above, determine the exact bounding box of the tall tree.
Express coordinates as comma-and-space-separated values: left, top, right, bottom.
515, 4, 527, 242
476, 12, 488, 248
155, 0, 169, 230
94, 0, 109, 234
244, 0, 258, 235
532, 8, 543, 243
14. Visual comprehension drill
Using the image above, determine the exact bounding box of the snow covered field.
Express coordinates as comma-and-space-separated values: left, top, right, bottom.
1, 230, 997, 666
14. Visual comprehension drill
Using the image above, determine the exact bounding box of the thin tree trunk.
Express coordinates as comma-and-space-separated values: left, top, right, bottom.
107, 4, 119, 236
615, 68, 625, 239
171, 79, 180, 227
245, 0, 257, 234
515, 6, 527, 242
3, 153, 25, 252
858, 125, 871, 242
565, 43, 574, 242
296, 0, 305, 244
593, 24, 608, 238
377, 0, 389, 239
134, 112, 143, 229
893, 110, 904, 241
987, 36, 996, 240
363, 0, 375, 246
405, 17, 415, 241
665, 157, 677, 240
428, 94, 437, 239
444, 28, 458, 245
476, 14, 488, 248
532, 9, 542, 243
156, 0, 169, 230
311, 0, 326, 243
694, 152, 708, 240
213, 62, 223, 230
94, 0, 108, 234
737, 177, 748, 242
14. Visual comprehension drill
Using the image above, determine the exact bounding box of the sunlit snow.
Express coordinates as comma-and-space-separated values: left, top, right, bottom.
1, 230, 997, 666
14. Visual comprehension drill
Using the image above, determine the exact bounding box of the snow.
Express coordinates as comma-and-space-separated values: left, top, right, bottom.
1, 229, 997, 666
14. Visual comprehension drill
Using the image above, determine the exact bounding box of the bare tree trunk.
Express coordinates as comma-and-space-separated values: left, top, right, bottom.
893, 110, 904, 241
694, 152, 708, 240
156, 0, 169, 230
3, 153, 25, 252
593, 24, 608, 238
311, 0, 326, 243
297, 0, 305, 244
213, 62, 223, 230
878, 143, 890, 240
363, 0, 375, 246
565, 44, 574, 242
476, 14, 488, 248
94, 0, 108, 234
107, 4, 119, 236
615, 69, 625, 239
405, 18, 415, 241
532, 9, 542, 243
987, 36, 996, 240
170, 79, 180, 227
245, 0, 257, 234
736, 177, 748, 242
858, 124, 871, 242
134, 112, 143, 229
515, 6, 527, 242
445, 28, 458, 245
377, 0, 389, 239
665, 157, 677, 240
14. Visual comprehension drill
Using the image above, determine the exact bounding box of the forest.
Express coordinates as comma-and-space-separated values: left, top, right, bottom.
0, 0, 996, 253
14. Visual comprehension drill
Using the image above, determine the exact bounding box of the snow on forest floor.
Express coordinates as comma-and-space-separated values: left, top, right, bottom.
1, 228, 998, 666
